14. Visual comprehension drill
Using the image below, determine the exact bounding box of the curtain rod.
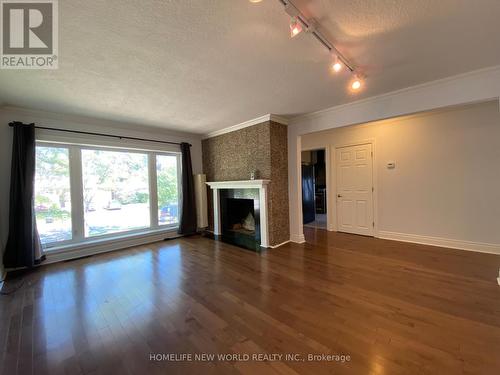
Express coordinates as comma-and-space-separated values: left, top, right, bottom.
8, 122, 192, 147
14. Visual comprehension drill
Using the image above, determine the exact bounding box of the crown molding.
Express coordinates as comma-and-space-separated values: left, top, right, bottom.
290, 65, 500, 125
203, 114, 289, 139
269, 114, 289, 125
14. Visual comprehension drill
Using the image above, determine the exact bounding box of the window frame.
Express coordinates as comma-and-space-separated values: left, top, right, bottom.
35, 141, 182, 250
34, 143, 74, 248
155, 152, 183, 228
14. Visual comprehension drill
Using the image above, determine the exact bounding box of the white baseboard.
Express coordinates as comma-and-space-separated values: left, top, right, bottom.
290, 233, 306, 244
269, 240, 291, 248
378, 231, 500, 255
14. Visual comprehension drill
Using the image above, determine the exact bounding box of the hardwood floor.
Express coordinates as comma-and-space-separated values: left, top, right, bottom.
1, 228, 500, 375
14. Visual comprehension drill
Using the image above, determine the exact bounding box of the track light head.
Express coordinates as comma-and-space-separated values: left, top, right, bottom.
331, 56, 343, 73
289, 17, 303, 38
350, 75, 363, 91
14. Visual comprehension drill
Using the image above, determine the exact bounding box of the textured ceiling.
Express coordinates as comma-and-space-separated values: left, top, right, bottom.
1, 0, 500, 134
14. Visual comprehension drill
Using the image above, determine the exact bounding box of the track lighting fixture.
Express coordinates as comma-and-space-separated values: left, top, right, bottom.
289, 17, 303, 38
277, 0, 365, 93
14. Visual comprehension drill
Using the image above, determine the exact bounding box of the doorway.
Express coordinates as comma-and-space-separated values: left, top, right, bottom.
301, 149, 327, 229
335, 143, 374, 236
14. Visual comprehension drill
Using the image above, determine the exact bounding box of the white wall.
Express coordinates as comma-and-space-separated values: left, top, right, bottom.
0, 106, 203, 276
301, 101, 500, 249
288, 65, 500, 252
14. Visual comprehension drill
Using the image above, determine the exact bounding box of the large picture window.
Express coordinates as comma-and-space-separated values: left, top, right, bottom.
34, 142, 181, 249
82, 149, 150, 237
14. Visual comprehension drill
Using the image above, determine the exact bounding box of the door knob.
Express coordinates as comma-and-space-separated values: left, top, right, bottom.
337, 194, 342, 198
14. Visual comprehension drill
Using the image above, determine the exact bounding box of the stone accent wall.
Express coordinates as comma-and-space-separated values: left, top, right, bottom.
202, 121, 289, 246
268, 121, 289, 246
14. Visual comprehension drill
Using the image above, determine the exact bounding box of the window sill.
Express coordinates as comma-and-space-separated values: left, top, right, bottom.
43, 227, 180, 264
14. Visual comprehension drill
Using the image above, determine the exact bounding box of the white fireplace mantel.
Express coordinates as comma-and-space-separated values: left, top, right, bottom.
206, 180, 270, 248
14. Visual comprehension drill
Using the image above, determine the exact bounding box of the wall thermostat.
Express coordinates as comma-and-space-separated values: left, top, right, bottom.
387, 162, 396, 169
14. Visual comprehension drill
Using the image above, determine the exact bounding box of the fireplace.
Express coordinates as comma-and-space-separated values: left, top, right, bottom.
220, 190, 261, 251
206, 179, 270, 250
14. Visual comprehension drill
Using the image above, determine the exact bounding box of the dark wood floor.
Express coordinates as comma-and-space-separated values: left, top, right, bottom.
1, 228, 500, 375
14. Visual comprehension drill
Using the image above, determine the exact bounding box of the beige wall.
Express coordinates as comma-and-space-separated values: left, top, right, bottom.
301, 101, 500, 248
202, 121, 290, 246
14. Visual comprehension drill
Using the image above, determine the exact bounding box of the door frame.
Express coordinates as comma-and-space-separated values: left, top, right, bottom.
330, 139, 379, 237
301, 147, 330, 231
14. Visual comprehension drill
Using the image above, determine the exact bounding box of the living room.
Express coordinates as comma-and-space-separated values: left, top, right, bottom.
1, 1, 500, 374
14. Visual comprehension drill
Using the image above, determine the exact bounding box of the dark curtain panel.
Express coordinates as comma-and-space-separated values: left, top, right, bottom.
178, 142, 197, 235
3, 122, 43, 268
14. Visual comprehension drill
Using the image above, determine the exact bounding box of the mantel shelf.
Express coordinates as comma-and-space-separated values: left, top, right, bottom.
206, 180, 270, 189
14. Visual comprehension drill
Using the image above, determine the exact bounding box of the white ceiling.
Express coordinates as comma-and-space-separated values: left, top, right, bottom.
1, 0, 500, 135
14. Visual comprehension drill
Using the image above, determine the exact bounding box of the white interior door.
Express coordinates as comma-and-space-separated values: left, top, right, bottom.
336, 144, 374, 236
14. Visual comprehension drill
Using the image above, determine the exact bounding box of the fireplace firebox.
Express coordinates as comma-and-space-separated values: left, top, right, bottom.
220, 189, 261, 251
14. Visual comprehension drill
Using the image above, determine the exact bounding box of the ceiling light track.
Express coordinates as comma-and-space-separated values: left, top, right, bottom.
278, 0, 355, 72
